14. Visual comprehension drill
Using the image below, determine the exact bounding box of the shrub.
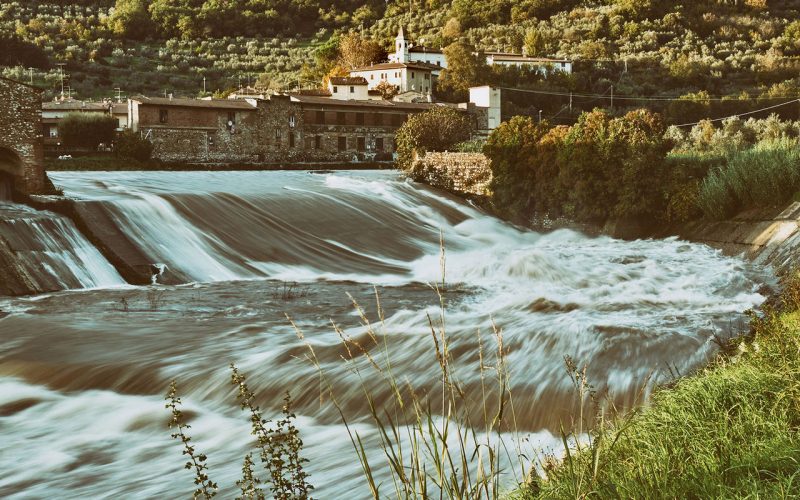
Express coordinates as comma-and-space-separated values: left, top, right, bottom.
115, 129, 153, 161
698, 140, 800, 219
396, 107, 473, 172
58, 112, 118, 149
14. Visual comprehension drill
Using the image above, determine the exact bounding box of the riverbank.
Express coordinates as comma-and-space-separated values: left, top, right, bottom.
523, 271, 800, 498
45, 156, 394, 172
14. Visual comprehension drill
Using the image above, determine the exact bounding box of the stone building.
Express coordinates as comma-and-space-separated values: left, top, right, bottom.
0, 76, 46, 196
129, 93, 451, 163
128, 96, 260, 162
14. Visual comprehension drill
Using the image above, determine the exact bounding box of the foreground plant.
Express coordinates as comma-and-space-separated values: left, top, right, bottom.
165, 367, 313, 499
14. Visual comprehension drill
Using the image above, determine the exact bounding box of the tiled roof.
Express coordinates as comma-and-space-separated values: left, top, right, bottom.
486, 52, 570, 63
351, 61, 440, 72
130, 96, 257, 110
329, 76, 368, 85
409, 46, 443, 54
43, 100, 108, 111
289, 94, 447, 110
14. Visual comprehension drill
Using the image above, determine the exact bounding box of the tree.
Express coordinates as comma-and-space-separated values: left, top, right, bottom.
115, 129, 153, 161
107, 0, 156, 40
524, 28, 546, 57
0, 34, 48, 69
374, 80, 399, 100
58, 113, 118, 150
337, 31, 385, 71
396, 107, 473, 171
437, 42, 488, 101
442, 17, 462, 42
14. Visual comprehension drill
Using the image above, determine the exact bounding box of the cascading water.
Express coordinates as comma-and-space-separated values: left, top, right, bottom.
0, 201, 124, 294
0, 170, 768, 498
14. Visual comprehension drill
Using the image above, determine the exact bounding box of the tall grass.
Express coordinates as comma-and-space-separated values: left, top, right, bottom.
698, 140, 800, 219
526, 272, 800, 498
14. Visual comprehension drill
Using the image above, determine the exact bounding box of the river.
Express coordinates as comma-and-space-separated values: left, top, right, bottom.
0, 170, 767, 498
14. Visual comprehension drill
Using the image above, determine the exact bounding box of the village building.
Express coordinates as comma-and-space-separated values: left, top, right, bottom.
111, 102, 128, 130
128, 96, 260, 163
350, 62, 437, 97
128, 93, 454, 163
388, 27, 447, 75
0, 76, 46, 196
41, 100, 108, 146
327, 77, 378, 101
387, 27, 573, 76
485, 52, 573, 74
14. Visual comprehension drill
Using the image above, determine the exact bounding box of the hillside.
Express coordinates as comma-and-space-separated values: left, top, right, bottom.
1, 0, 799, 121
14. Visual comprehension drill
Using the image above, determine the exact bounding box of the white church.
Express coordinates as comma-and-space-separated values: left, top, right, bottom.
388, 27, 572, 76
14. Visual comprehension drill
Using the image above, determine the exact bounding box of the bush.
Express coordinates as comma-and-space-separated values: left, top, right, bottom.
698, 140, 800, 219
396, 107, 473, 172
115, 129, 153, 161
58, 112, 118, 149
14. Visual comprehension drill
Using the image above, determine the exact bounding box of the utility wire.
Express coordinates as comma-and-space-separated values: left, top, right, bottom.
673, 99, 800, 127
497, 86, 800, 102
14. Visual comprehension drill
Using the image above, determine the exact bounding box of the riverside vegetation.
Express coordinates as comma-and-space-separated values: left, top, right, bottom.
2, 0, 799, 114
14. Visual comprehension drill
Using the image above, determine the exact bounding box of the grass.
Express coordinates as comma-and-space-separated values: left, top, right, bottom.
697, 140, 800, 220
522, 272, 800, 499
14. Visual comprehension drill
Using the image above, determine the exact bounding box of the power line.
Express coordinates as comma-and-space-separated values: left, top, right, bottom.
496, 86, 800, 102
673, 99, 800, 127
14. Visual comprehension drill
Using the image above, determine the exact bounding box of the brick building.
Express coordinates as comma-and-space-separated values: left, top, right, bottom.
130, 93, 451, 163
0, 76, 46, 196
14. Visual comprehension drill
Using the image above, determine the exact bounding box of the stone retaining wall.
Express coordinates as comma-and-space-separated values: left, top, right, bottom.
675, 202, 800, 275
411, 152, 492, 196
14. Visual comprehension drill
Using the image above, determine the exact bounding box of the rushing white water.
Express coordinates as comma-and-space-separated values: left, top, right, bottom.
0, 202, 124, 292
0, 170, 769, 498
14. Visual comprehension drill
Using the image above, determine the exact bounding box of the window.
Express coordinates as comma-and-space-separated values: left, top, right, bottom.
333, 86, 338, 93
375, 137, 384, 151
289, 132, 295, 148
338, 136, 347, 151
370, 74, 374, 80
289, 114, 296, 128
227, 111, 236, 125
350, 86, 355, 93
424, 74, 430, 80
357, 137, 365, 151
382, 113, 392, 126
159, 109, 168, 123
391, 114, 404, 126
275, 128, 281, 141
316, 110, 325, 124
337, 112, 346, 125
314, 135, 321, 149
207, 131, 214, 148
411, 72, 415, 78
356, 113, 364, 125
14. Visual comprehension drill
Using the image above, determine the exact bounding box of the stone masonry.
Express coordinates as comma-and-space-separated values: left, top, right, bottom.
411, 152, 493, 196
0, 76, 46, 194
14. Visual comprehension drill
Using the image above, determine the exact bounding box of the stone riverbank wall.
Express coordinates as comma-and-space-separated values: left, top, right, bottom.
675, 202, 800, 276
411, 152, 492, 196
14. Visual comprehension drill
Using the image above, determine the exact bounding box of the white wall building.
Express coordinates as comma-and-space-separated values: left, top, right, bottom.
388, 27, 572, 77
328, 77, 371, 100
469, 86, 502, 132
350, 61, 437, 95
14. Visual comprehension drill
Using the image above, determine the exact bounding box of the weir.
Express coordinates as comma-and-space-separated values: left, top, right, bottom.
0, 170, 769, 498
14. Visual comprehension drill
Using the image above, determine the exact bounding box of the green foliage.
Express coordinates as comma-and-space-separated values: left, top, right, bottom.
0, 33, 48, 69
107, 0, 155, 40
396, 106, 473, 171
336, 31, 385, 70
698, 140, 800, 219
436, 42, 488, 101
486, 108, 670, 223
58, 112, 118, 149
114, 129, 153, 161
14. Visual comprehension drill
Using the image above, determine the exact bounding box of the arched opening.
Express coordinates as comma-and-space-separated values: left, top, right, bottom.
0, 147, 23, 201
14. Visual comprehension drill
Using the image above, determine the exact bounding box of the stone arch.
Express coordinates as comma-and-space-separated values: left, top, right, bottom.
0, 147, 23, 200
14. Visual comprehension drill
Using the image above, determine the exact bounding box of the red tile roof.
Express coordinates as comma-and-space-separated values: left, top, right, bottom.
130, 96, 256, 110
329, 76, 369, 85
